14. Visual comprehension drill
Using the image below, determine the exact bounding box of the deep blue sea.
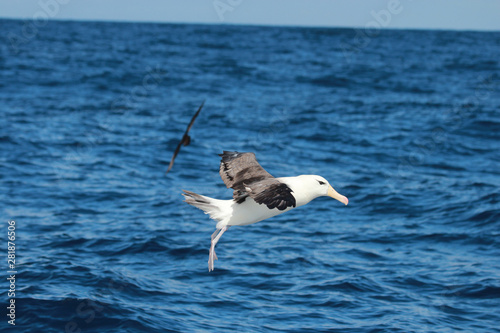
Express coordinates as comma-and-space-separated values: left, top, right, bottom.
1, 19, 499, 332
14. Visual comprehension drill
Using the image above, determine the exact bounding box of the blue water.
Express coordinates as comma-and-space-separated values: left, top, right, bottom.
1, 19, 499, 332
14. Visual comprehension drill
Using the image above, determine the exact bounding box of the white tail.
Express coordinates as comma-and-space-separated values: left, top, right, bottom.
182, 190, 232, 228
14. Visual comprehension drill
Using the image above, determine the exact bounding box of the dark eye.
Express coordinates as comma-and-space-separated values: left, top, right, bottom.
317, 180, 325, 185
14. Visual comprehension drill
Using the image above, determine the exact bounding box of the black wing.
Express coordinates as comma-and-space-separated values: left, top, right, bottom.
165, 101, 205, 174
218, 151, 296, 210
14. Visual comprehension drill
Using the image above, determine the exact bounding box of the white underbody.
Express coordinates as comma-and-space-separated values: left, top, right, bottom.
200, 176, 322, 229
225, 196, 293, 227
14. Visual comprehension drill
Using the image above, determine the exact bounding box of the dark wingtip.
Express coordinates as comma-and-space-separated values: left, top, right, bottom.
218, 150, 238, 156
165, 161, 174, 175
218, 151, 243, 162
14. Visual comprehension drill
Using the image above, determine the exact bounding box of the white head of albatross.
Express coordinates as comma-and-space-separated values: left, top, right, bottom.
183, 151, 348, 272
277, 175, 348, 207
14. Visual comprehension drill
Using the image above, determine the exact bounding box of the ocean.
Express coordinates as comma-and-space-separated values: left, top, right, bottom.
0, 19, 499, 332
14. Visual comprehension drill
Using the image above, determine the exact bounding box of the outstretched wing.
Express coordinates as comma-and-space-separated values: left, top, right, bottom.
219, 151, 273, 189
218, 151, 296, 210
165, 101, 205, 174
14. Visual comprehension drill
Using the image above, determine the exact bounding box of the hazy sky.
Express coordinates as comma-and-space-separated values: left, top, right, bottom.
1, 0, 499, 31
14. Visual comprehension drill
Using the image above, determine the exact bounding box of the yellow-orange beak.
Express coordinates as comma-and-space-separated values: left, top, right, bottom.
328, 186, 348, 205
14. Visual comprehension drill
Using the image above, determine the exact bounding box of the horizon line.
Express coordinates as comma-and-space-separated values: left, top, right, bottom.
1, 16, 499, 33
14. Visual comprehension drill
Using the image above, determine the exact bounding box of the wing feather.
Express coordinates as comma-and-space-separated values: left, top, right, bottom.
218, 151, 296, 210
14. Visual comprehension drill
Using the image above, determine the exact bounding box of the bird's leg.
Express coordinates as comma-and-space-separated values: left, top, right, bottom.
210, 229, 219, 260
208, 226, 229, 272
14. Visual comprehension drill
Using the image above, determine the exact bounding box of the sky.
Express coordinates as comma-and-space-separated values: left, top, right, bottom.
0, 0, 499, 31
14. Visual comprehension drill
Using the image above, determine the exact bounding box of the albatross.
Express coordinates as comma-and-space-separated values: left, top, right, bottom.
183, 151, 348, 272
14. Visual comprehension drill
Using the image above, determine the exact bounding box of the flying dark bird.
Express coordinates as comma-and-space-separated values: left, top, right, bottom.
165, 101, 205, 174
183, 151, 348, 272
